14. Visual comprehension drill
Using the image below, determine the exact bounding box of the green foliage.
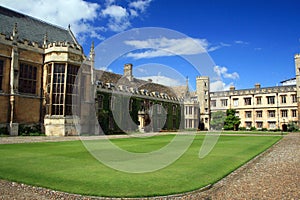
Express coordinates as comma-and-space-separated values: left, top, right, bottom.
287, 122, 298, 132
250, 126, 256, 131
239, 127, 247, 131
224, 109, 241, 131
0, 127, 9, 135
18, 124, 43, 136
0, 135, 281, 197
96, 91, 181, 134
259, 128, 268, 131
210, 111, 226, 130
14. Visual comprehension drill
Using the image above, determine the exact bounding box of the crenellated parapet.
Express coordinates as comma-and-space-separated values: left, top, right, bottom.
210, 85, 297, 98
44, 41, 84, 64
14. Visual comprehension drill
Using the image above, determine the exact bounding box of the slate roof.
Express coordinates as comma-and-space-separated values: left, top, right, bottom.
171, 85, 188, 98
94, 70, 178, 98
0, 6, 77, 45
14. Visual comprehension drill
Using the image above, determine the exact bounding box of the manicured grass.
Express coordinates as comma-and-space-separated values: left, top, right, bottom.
196, 131, 288, 135
0, 135, 281, 197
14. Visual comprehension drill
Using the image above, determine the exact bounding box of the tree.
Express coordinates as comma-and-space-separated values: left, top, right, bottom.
210, 111, 226, 130
224, 109, 241, 131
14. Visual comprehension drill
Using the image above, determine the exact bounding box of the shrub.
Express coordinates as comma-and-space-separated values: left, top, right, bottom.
19, 124, 42, 136
287, 122, 298, 132
0, 127, 9, 135
239, 127, 246, 131
260, 128, 268, 131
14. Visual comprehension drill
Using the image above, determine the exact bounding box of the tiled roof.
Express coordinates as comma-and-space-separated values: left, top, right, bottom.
171, 85, 188, 98
0, 6, 76, 45
94, 70, 178, 98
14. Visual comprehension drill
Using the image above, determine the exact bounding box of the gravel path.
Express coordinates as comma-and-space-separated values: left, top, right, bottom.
0, 133, 299, 199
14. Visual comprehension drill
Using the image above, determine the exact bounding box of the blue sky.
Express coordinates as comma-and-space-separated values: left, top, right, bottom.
1, 0, 300, 91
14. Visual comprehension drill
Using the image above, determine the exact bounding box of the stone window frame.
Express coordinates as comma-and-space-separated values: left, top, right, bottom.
256, 121, 263, 128
97, 94, 104, 110
256, 110, 263, 118
280, 95, 287, 104
256, 96, 262, 105
221, 99, 228, 107
292, 109, 297, 118
268, 121, 276, 129
244, 97, 252, 105
281, 110, 288, 118
233, 98, 239, 107
65, 65, 79, 115
51, 63, 65, 115
172, 105, 177, 115
291, 94, 297, 103
19, 62, 37, 94
211, 100, 216, 107
268, 110, 276, 118
245, 121, 252, 128
245, 111, 252, 118
267, 96, 275, 104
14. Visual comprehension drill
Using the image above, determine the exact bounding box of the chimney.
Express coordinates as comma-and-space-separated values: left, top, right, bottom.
124, 63, 133, 81
230, 85, 235, 91
255, 83, 261, 89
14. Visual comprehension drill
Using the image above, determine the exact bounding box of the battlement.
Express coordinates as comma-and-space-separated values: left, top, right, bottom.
45, 41, 82, 51
196, 76, 209, 80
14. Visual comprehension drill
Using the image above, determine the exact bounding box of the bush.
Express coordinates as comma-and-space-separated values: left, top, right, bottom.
0, 127, 9, 136
239, 127, 246, 131
260, 128, 268, 131
287, 122, 298, 132
19, 124, 43, 136
250, 126, 256, 131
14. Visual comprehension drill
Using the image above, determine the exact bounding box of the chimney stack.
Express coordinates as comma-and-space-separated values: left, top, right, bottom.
230, 85, 235, 91
255, 83, 261, 89
124, 63, 133, 81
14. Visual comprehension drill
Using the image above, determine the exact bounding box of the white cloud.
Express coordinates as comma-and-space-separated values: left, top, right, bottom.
1, 0, 154, 42
138, 75, 182, 86
210, 80, 234, 92
102, 5, 128, 21
101, 5, 131, 32
99, 66, 113, 72
125, 37, 210, 59
235, 40, 249, 45
214, 66, 239, 80
129, 0, 152, 12
0, 0, 101, 41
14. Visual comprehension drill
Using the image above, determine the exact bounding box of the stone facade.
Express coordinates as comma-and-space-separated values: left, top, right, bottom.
0, 6, 182, 136
0, 6, 83, 136
210, 83, 298, 130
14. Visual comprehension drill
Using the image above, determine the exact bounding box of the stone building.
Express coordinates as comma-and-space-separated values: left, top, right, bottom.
0, 6, 182, 136
209, 54, 300, 131
0, 6, 85, 136
172, 76, 210, 130
210, 83, 298, 130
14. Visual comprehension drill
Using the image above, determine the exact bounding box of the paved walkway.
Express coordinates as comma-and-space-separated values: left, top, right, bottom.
0, 133, 299, 199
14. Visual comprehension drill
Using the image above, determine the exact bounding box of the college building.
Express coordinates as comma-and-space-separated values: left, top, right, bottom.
0, 6, 183, 136
1, 6, 300, 136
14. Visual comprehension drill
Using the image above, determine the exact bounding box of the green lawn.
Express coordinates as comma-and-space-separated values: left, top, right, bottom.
0, 134, 281, 197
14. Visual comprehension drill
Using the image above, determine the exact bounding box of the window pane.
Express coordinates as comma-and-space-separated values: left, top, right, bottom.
19, 63, 37, 94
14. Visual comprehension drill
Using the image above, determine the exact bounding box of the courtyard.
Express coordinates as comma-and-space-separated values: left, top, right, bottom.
0, 132, 289, 198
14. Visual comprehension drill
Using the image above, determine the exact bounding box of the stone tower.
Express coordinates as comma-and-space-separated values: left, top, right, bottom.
295, 54, 300, 127
196, 76, 210, 130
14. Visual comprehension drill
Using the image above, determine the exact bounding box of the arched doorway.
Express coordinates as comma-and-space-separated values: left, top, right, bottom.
282, 124, 287, 132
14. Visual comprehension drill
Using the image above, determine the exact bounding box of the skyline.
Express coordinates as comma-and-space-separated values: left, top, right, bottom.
1, 0, 300, 91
